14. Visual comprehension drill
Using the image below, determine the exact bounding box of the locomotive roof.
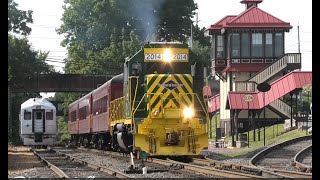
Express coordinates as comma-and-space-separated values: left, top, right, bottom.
21, 98, 56, 110
143, 42, 188, 48
111, 73, 123, 83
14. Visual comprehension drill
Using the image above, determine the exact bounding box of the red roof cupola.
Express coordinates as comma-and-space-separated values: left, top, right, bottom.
240, 0, 263, 9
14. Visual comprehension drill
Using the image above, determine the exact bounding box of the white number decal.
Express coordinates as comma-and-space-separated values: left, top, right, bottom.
173, 54, 188, 60
145, 54, 161, 60
145, 53, 188, 61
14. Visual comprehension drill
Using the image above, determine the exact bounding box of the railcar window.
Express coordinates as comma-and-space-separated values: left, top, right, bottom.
46, 112, 53, 120
35, 112, 43, 119
93, 96, 108, 115
79, 106, 87, 119
24, 112, 31, 120
69, 111, 76, 122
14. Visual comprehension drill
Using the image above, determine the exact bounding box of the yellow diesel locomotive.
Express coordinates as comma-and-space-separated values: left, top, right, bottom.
109, 42, 209, 157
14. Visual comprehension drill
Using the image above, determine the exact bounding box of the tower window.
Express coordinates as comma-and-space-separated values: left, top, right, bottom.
216, 35, 225, 58
231, 33, 240, 58
251, 33, 263, 57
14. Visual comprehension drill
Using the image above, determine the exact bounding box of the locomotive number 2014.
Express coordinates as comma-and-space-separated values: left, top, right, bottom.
145, 53, 188, 61
145, 54, 161, 60
173, 54, 188, 60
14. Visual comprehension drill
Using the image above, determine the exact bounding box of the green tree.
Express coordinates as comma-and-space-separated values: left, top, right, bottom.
8, 0, 33, 35
8, 0, 55, 143
8, 35, 55, 87
58, 0, 199, 75
157, 0, 197, 42
57, 117, 71, 144
191, 40, 210, 66
193, 26, 211, 47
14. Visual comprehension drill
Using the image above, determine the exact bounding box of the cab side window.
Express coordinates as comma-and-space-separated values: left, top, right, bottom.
24, 111, 31, 120
46, 112, 53, 120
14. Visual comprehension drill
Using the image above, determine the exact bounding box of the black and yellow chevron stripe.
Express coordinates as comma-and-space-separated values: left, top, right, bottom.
146, 74, 193, 112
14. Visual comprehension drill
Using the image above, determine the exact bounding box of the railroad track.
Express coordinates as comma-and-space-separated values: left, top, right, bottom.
51, 147, 211, 178
31, 147, 130, 178
68, 147, 264, 178
150, 158, 271, 179
250, 135, 312, 178
294, 144, 312, 173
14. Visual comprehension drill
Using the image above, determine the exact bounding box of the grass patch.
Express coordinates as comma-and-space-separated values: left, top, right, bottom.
208, 114, 220, 140
217, 123, 308, 157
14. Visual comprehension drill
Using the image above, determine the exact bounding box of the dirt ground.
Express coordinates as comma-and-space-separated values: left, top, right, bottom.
8, 145, 56, 178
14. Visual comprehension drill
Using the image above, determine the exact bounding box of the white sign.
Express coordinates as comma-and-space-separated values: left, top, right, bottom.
243, 94, 254, 102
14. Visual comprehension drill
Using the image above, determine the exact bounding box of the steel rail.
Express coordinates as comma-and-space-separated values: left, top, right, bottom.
293, 144, 312, 173
198, 157, 292, 178
49, 147, 131, 178
150, 158, 266, 179
30, 148, 69, 178
249, 135, 312, 178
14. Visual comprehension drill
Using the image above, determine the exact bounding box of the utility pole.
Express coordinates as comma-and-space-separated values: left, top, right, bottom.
190, 23, 193, 49
298, 24, 301, 53
196, 12, 199, 27
190, 12, 201, 49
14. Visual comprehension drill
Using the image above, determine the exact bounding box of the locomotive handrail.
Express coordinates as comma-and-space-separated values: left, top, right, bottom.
109, 97, 125, 122
132, 93, 147, 132
132, 93, 162, 132
132, 93, 165, 132
129, 76, 139, 115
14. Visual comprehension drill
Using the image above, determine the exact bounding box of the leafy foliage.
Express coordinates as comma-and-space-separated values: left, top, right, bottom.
8, 0, 33, 35
58, 0, 202, 74
57, 117, 71, 144
8, 35, 55, 87
158, 0, 197, 42
191, 40, 211, 66
8, 0, 56, 143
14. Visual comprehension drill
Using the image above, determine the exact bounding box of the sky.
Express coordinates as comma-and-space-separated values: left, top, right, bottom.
14, 0, 312, 97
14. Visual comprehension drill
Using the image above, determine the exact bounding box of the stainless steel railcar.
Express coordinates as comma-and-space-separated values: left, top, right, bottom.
20, 98, 57, 146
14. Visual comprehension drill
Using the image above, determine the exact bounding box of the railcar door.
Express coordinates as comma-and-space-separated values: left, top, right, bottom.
33, 109, 45, 133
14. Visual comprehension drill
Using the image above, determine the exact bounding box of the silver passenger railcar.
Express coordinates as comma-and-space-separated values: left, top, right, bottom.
20, 98, 57, 146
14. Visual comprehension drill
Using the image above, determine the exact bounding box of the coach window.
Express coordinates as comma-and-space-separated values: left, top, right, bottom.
24, 111, 31, 120
46, 111, 53, 120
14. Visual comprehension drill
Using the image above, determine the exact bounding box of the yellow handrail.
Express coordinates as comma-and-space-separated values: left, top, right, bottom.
129, 76, 139, 114
109, 97, 124, 122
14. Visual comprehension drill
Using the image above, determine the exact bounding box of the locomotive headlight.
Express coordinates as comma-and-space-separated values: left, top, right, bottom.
183, 107, 194, 119
163, 48, 172, 62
